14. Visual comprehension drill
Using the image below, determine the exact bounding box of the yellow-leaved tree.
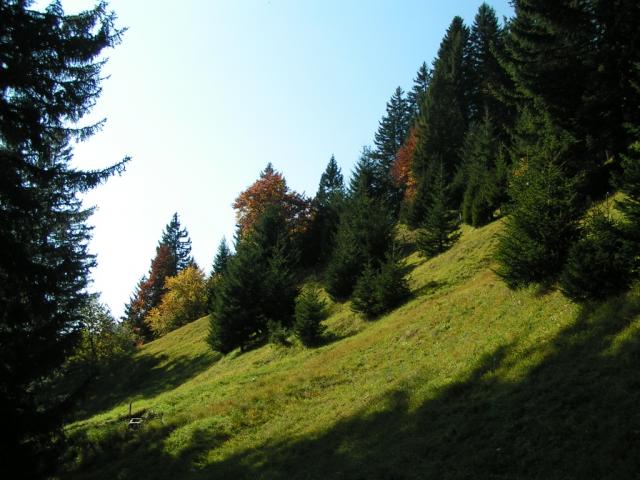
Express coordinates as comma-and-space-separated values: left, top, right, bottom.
145, 265, 208, 337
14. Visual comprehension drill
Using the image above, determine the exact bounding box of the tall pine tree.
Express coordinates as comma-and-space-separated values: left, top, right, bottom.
407, 62, 432, 119
0, 2, 125, 477
373, 87, 412, 215
304, 155, 345, 267
411, 16, 472, 224
161, 212, 194, 273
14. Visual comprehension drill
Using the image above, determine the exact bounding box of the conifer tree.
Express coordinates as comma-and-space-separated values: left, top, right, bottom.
206, 237, 232, 311
412, 16, 472, 223
496, 108, 583, 288
294, 287, 327, 347
407, 62, 432, 119
0, 2, 125, 476
459, 115, 506, 226
212, 237, 232, 276
417, 163, 461, 257
325, 155, 395, 300
373, 87, 412, 213
124, 244, 176, 341
351, 262, 379, 319
209, 205, 298, 353
161, 212, 194, 273
467, 3, 510, 132
502, 0, 640, 189
304, 155, 345, 267
560, 210, 631, 301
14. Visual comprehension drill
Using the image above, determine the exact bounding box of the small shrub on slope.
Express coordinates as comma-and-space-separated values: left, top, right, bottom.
560, 211, 632, 301
294, 287, 328, 346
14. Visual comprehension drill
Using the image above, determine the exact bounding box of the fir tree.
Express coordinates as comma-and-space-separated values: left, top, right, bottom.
412, 16, 472, 223
560, 210, 632, 301
467, 3, 510, 133
325, 164, 394, 300
351, 262, 379, 319
496, 108, 583, 288
294, 287, 327, 346
407, 62, 432, 119
206, 237, 232, 311
373, 87, 412, 214
304, 155, 345, 267
417, 164, 461, 257
209, 205, 298, 353
0, 2, 125, 476
212, 237, 232, 276
459, 115, 506, 226
161, 212, 194, 273
351, 253, 410, 319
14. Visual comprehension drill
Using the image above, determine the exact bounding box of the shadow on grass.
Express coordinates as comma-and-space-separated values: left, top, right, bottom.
412, 279, 448, 298
65, 290, 640, 479
72, 350, 218, 422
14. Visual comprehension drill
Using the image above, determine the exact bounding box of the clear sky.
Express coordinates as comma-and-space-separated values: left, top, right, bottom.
47, 0, 513, 317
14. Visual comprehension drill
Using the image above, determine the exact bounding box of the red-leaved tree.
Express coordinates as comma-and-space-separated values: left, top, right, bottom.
233, 163, 312, 236
392, 125, 418, 201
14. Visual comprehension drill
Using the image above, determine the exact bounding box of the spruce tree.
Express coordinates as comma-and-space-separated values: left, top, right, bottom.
325, 155, 395, 300
467, 3, 510, 133
496, 108, 583, 288
417, 164, 461, 257
294, 287, 327, 346
407, 62, 432, 119
459, 115, 505, 226
560, 210, 632, 301
161, 212, 194, 273
209, 205, 298, 353
351, 262, 379, 319
373, 87, 412, 214
212, 237, 231, 276
412, 16, 472, 223
304, 155, 345, 267
0, 2, 125, 476
206, 237, 231, 311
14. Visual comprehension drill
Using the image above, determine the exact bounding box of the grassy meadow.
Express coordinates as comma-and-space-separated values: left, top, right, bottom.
63, 220, 640, 479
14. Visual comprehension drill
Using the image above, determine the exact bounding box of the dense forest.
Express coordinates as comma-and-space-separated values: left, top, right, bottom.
2, 0, 640, 478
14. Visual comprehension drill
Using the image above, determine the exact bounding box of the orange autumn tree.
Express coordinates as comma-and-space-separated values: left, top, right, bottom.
392, 125, 418, 201
233, 163, 312, 236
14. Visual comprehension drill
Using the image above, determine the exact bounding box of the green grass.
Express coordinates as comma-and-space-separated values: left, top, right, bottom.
63, 220, 640, 479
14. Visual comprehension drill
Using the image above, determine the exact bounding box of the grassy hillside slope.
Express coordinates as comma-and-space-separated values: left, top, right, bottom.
64, 220, 640, 479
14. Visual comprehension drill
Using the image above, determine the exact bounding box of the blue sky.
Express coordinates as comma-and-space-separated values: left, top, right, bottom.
50, 0, 513, 317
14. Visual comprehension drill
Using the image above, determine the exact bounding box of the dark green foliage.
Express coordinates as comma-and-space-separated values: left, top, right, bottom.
503, 0, 640, 191
560, 211, 632, 301
407, 62, 432, 119
351, 263, 379, 319
351, 254, 410, 319
459, 116, 507, 226
0, 2, 125, 476
496, 110, 583, 287
294, 287, 328, 346
304, 156, 345, 267
325, 188, 394, 300
412, 17, 472, 222
206, 238, 232, 311
467, 3, 511, 135
373, 87, 412, 214
208, 205, 299, 354
161, 212, 194, 273
618, 135, 640, 245
417, 164, 461, 257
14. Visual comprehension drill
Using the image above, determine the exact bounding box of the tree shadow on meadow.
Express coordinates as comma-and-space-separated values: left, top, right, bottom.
71, 350, 218, 422
67, 290, 640, 479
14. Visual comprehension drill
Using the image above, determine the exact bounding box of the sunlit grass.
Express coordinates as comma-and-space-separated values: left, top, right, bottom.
63, 219, 640, 479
